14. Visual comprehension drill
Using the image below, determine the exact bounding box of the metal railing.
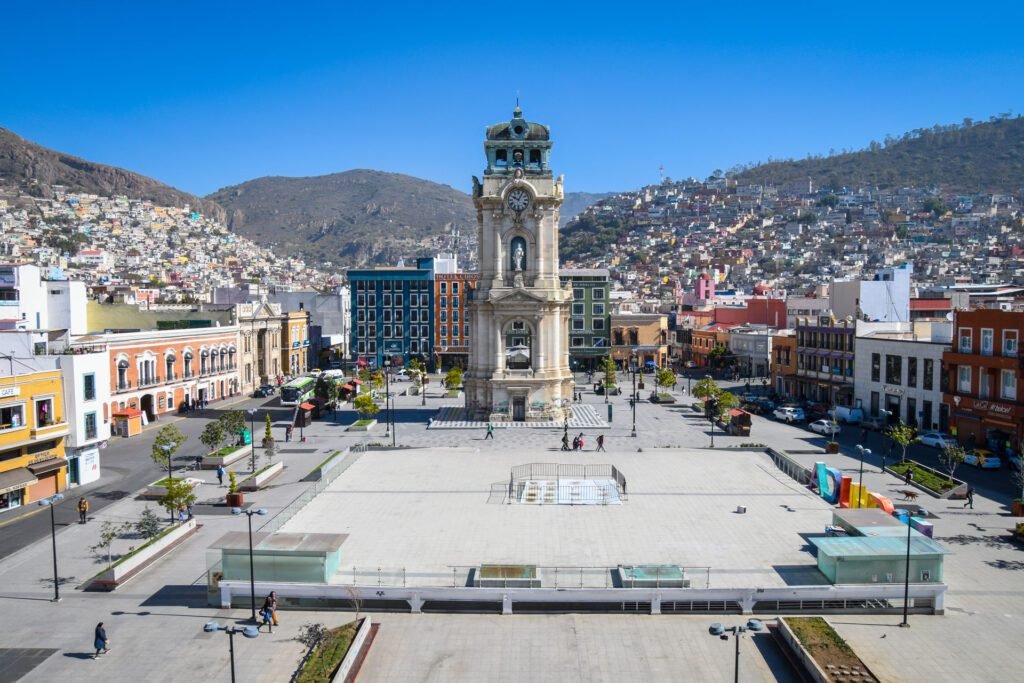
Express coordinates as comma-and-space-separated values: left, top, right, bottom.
334, 565, 713, 589
766, 448, 813, 486
508, 463, 628, 502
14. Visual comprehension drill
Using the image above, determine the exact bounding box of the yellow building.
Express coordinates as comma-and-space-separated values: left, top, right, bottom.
281, 311, 311, 376
1, 367, 70, 513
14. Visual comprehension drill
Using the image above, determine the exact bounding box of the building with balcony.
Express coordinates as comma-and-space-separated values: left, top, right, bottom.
559, 269, 611, 372
770, 330, 798, 397
943, 309, 1024, 451
72, 326, 240, 427
434, 268, 477, 371
610, 312, 669, 370
282, 310, 311, 377
0, 263, 87, 336
0, 337, 70, 514
728, 324, 774, 379
854, 321, 951, 431
233, 302, 284, 393
793, 314, 856, 405
348, 258, 435, 369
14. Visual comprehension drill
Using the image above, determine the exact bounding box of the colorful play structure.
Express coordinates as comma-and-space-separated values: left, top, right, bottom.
815, 461, 894, 513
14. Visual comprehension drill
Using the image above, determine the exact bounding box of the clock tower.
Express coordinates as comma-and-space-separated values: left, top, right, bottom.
464, 107, 574, 420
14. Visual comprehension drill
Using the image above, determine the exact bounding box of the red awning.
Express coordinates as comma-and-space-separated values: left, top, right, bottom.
341, 383, 354, 390
299, 402, 316, 410
113, 409, 143, 418
351, 378, 364, 384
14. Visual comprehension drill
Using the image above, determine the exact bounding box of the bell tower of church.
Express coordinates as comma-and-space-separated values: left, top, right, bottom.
464, 107, 573, 420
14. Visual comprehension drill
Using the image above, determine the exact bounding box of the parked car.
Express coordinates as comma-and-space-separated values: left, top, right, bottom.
809, 419, 841, 436
965, 449, 1002, 469
753, 397, 776, 413
253, 384, 275, 398
773, 406, 806, 423
859, 415, 887, 431
683, 361, 697, 368
803, 402, 830, 420
594, 383, 622, 396
393, 369, 415, 382
833, 405, 864, 424
919, 432, 953, 449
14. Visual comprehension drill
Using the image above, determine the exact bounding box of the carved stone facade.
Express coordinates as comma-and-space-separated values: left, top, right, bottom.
464, 107, 573, 420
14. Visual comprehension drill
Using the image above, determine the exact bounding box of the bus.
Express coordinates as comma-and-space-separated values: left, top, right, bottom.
280, 376, 316, 406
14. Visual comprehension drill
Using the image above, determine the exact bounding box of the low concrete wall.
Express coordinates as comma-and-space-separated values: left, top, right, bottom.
239, 461, 284, 491
203, 445, 252, 469
143, 476, 202, 499
332, 616, 372, 683
776, 617, 830, 683
883, 461, 967, 499
346, 420, 377, 432
89, 518, 198, 590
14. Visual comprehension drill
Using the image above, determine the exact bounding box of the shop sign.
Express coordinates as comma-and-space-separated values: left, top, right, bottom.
968, 399, 1014, 417
0, 386, 19, 399
29, 451, 57, 465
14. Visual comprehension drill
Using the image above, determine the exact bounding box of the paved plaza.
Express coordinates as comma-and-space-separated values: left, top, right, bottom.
0, 380, 1022, 682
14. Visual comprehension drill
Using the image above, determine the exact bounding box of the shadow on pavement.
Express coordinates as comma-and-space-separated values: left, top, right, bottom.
139, 584, 209, 609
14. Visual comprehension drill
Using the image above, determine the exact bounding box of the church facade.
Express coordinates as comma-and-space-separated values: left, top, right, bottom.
463, 107, 574, 420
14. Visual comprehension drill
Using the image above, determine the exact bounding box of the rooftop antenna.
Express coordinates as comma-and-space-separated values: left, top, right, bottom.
659, 163, 665, 183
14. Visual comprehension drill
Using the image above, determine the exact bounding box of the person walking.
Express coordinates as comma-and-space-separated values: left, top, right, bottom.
596, 434, 606, 452
77, 497, 89, 524
963, 486, 975, 509
904, 469, 913, 486
577, 432, 585, 451
178, 504, 187, 523
572, 435, 580, 451
485, 423, 494, 440
216, 464, 225, 486
561, 433, 570, 451
262, 591, 279, 626
285, 425, 293, 442
93, 622, 110, 658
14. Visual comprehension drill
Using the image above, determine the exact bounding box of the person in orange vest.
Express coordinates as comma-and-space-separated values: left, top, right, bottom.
77, 497, 89, 524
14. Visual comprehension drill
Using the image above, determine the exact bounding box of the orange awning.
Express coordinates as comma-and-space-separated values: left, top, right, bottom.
299, 402, 316, 410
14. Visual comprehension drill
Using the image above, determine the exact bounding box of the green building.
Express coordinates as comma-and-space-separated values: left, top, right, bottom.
559, 268, 611, 372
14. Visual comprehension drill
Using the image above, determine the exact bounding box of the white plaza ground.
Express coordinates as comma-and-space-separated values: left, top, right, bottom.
279, 447, 834, 588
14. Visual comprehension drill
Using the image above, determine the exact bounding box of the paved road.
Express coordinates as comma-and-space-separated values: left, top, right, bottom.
0, 394, 295, 559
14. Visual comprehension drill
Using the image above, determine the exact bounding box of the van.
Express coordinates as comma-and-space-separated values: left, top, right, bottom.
834, 405, 864, 424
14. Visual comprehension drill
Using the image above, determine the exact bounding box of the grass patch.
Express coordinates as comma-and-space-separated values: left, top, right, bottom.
296, 622, 359, 683
208, 444, 246, 458
149, 477, 181, 487
353, 419, 375, 427
308, 450, 342, 477
445, 389, 461, 397
241, 461, 279, 482
786, 617, 875, 679
888, 461, 958, 494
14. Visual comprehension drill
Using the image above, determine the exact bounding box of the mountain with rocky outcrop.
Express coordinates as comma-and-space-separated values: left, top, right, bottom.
0, 127, 225, 222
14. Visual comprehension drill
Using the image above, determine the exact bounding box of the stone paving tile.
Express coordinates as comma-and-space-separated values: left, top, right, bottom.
430, 404, 609, 429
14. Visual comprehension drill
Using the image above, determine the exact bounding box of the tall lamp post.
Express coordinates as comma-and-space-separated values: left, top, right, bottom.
630, 352, 638, 438
855, 445, 871, 508
709, 619, 764, 683
232, 507, 268, 622
900, 502, 913, 628
879, 408, 893, 467
161, 442, 176, 524
383, 360, 391, 440
247, 408, 258, 472
204, 621, 259, 683
37, 492, 65, 602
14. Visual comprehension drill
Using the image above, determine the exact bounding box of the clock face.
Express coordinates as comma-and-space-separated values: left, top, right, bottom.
507, 189, 530, 212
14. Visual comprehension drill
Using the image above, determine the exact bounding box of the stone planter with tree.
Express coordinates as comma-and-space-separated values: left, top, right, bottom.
1011, 465, 1024, 517
886, 421, 920, 463
349, 394, 380, 430
225, 471, 243, 507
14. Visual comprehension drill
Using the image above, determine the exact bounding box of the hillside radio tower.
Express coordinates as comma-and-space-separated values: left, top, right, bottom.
659, 163, 665, 183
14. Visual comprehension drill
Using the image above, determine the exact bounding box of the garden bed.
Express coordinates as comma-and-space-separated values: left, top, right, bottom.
650, 393, 676, 403
144, 476, 202, 499
239, 461, 284, 491
346, 419, 377, 432
779, 616, 878, 682
85, 518, 198, 591
202, 444, 251, 469
887, 461, 966, 497
294, 620, 362, 683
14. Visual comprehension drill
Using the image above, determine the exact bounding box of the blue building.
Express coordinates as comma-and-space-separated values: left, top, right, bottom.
348, 258, 435, 369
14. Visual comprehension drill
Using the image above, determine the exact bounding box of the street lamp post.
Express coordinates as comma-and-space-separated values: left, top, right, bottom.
37, 493, 65, 602
232, 507, 268, 622
900, 503, 913, 628
630, 353, 638, 438
709, 619, 764, 683
247, 408, 257, 472
383, 361, 391, 440
880, 409, 893, 467
204, 622, 259, 683
855, 445, 871, 508
161, 442, 176, 524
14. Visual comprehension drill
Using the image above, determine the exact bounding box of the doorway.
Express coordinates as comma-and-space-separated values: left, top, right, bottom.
512, 397, 526, 422
140, 393, 156, 422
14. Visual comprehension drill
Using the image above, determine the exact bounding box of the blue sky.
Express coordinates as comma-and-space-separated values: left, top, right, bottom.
3, 1, 1024, 197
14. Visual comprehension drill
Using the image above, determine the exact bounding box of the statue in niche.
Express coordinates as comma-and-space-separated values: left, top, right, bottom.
513, 243, 525, 271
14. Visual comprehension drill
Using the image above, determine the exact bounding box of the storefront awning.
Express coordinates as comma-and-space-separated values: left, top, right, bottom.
299, 402, 316, 410
28, 459, 66, 476
0, 468, 38, 495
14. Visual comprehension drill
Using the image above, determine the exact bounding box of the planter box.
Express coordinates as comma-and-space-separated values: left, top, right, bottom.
239, 461, 284, 491
1011, 501, 1024, 517
202, 445, 252, 469
347, 419, 377, 432
225, 492, 244, 507
883, 461, 967, 499
651, 394, 676, 404
825, 443, 840, 454
332, 616, 374, 683
88, 518, 198, 591
776, 617, 879, 683
144, 476, 202, 499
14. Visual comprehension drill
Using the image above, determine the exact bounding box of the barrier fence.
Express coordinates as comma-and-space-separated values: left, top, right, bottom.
259, 444, 366, 534
338, 565, 712, 589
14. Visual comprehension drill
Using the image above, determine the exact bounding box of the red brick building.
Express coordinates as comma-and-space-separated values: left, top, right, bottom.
943, 309, 1024, 452
434, 272, 477, 371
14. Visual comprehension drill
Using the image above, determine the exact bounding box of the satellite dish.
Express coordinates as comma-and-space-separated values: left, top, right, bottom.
946, 312, 954, 321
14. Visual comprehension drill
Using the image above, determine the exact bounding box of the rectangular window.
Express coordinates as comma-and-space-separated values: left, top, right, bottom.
357, 325, 366, 338
573, 288, 584, 300
1002, 369, 1017, 400
440, 325, 448, 337
367, 310, 376, 322
0, 404, 25, 431
1004, 330, 1018, 357
871, 353, 880, 382
571, 337, 584, 347
383, 310, 392, 323
420, 325, 429, 338
368, 324, 377, 337
410, 309, 419, 323
870, 391, 880, 416
452, 324, 459, 338
452, 309, 459, 322
981, 328, 994, 356
979, 370, 991, 399
383, 293, 392, 306
592, 318, 605, 330
440, 296, 447, 308
357, 294, 365, 307
356, 281, 366, 291
958, 328, 972, 353
452, 296, 459, 308
421, 294, 430, 307
957, 365, 971, 393
383, 280, 392, 291
357, 341, 366, 353
383, 325, 392, 338
367, 340, 377, 353
394, 310, 403, 323
907, 397, 917, 427
83, 373, 96, 401
885, 354, 902, 384
83, 411, 96, 440
440, 282, 447, 294
440, 310, 447, 322
357, 310, 365, 323
452, 282, 460, 294
464, 323, 470, 338
411, 340, 419, 353
572, 319, 585, 330
367, 293, 376, 306
923, 358, 934, 390
592, 303, 605, 316
593, 288, 605, 300
395, 293, 403, 306
572, 303, 585, 316
907, 356, 918, 388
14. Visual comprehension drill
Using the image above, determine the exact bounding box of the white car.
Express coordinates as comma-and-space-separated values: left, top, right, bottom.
964, 449, 1001, 469
918, 432, 952, 449
392, 369, 414, 382
809, 419, 841, 436
773, 406, 806, 423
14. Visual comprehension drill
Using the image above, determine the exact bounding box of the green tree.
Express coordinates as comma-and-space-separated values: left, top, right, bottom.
922, 197, 948, 217
264, 413, 273, 441
370, 371, 385, 393
408, 358, 424, 389
151, 424, 187, 474
314, 373, 339, 406
692, 377, 720, 401
601, 354, 617, 389
353, 393, 380, 419
817, 194, 839, 209
708, 345, 727, 367
939, 443, 966, 483
714, 391, 739, 417
90, 521, 132, 568
887, 422, 920, 463
656, 368, 676, 391
135, 507, 163, 541
219, 410, 246, 439
200, 420, 225, 453
159, 478, 198, 522
445, 367, 463, 389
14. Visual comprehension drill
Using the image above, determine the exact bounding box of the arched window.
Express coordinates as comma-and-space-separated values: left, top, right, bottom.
201, 349, 210, 375
165, 353, 176, 381
117, 359, 129, 390
184, 351, 194, 378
